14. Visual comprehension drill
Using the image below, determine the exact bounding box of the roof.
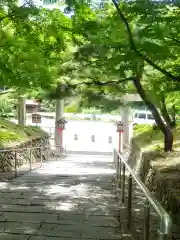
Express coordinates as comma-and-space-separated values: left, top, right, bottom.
133, 109, 152, 114
25, 99, 40, 106
122, 94, 142, 102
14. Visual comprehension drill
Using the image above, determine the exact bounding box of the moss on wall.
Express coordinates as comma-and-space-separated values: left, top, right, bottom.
0, 119, 48, 147
0, 119, 50, 172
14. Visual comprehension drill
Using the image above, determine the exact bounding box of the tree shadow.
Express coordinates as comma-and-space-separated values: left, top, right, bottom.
116, 178, 180, 240
0, 153, 130, 240
66, 150, 113, 156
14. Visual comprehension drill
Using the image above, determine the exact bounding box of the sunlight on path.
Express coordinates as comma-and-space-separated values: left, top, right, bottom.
0, 154, 124, 240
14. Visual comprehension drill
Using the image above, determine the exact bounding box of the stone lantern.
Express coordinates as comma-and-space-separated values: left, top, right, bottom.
56, 118, 67, 153
56, 118, 67, 131
116, 121, 124, 133
116, 121, 124, 153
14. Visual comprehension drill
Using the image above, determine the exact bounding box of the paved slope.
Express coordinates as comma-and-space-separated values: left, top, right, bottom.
0, 154, 124, 240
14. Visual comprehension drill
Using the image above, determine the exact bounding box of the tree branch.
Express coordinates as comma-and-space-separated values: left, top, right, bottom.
111, 0, 180, 82
68, 76, 134, 88
0, 3, 28, 23
165, 36, 180, 45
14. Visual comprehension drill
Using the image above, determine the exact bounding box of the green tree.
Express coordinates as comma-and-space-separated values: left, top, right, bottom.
60, 0, 180, 151
0, 1, 72, 91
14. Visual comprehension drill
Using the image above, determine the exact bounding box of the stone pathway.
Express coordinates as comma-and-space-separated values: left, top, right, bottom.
0, 162, 42, 182
0, 153, 123, 240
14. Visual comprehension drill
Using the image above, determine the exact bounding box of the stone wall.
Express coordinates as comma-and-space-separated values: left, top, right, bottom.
128, 140, 180, 225
127, 140, 142, 175
0, 135, 50, 172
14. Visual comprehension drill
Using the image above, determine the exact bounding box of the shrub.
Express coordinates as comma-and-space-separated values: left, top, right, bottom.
152, 124, 160, 130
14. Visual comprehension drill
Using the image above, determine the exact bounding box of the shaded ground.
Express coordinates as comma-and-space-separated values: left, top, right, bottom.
0, 161, 42, 181
0, 153, 124, 240
0, 149, 179, 240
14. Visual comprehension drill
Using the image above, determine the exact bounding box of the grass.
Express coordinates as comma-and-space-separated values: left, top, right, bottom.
133, 124, 180, 151
0, 119, 48, 147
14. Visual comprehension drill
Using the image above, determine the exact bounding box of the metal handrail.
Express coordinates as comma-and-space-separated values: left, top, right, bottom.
113, 148, 172, 239
0, 144, 66, 179
0, 145, 50, 152
0, 144, 67, 153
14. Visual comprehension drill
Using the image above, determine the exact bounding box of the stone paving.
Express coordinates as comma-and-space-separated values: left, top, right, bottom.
0, 153, 124, 240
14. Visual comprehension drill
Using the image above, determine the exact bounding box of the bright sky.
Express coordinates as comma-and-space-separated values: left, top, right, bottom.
19, 0, 65, 9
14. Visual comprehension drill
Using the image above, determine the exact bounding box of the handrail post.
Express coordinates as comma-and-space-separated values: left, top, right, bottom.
46, 144, 50, 162
29, 147, 32, 171
117, 154, 119, 180
14, 149, 17, 177
46, 145, 49, 162
40, 147, 42, 166
122, 163, 126, 203
114, 148, 171, 240
127, 173, 132, 229
158, 217, 170, 240
144, 200, 150, 240
158, 232, 168, 240
119, 156, 122, 188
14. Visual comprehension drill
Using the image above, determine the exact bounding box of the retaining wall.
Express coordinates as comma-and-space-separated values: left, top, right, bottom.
0, 136, 50, 172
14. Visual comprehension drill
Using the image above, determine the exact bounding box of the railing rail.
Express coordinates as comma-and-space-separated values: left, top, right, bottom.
113, 148, 172, 240
0, 144, 67, 179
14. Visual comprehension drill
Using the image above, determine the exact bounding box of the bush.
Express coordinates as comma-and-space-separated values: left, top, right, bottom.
152, 124, 160, 130
65, 102, 79, 113
81, 107, 102, 114
0, 93, 17, 118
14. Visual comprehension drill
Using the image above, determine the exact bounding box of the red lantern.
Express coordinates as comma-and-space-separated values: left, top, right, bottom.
58, 128, 63, 134
116, 121, 124, 132
56, 118, 67, 153
56, 118, 67, 131
116, 121, 124, 153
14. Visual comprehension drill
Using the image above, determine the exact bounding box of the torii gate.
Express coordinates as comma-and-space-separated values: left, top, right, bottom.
54, 94, 142, 151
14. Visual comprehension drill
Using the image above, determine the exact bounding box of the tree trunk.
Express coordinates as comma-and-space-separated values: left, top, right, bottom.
132, 77, 173, 152
18, 96, 26, 125
54, 99, 64, 149
160, 95, 172, 127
